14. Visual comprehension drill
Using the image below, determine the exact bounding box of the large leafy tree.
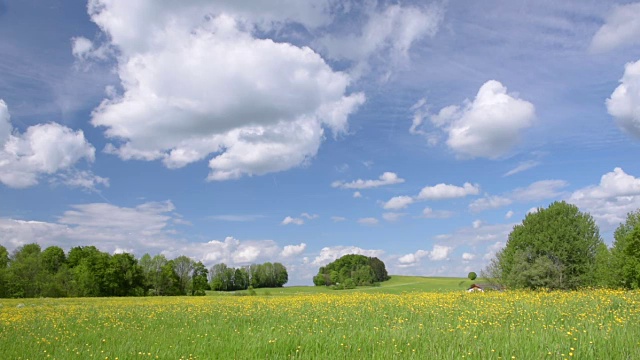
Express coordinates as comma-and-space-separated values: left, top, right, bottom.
173, 255, 194, 295
7, 243, 43, 297
68, 246, 110, 297
105, 253, 145, 296
313, 254, 390, 287
191, 261, 209, 295
611, 210, 640, 289
490, 201, 604, 290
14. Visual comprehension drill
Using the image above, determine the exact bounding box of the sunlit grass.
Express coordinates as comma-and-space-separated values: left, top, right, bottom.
226, 275, 470, 296
1, 288, 638, 359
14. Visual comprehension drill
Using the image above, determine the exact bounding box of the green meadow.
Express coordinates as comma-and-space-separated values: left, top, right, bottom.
1, 276, 639, 359
226, 276, 470, 296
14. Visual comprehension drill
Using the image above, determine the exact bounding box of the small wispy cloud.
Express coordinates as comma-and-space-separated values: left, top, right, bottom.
503, 160, 541, 177
332, 172, 404, 189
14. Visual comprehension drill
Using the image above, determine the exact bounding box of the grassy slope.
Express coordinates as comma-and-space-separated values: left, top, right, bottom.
215, 275, 472, 296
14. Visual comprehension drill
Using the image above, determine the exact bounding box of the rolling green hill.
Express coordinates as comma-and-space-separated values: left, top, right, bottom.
213, 275, 472, 296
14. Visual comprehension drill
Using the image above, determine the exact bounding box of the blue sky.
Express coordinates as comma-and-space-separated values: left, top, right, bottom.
1, 0, 640, 285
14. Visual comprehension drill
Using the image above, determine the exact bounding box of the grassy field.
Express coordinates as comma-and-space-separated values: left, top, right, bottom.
223, 275, 471, 296
1, 276, 639, 359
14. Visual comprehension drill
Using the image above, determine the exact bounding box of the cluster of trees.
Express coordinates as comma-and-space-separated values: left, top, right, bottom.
209, 262, 288, 291
484, 201, 640, 290
0, 245, 209, 298
0, 244, 290, 298
313, 254, 390, 288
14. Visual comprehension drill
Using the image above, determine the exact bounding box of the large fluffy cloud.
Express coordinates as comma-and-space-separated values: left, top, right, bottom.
607, 59, 640, 139
590, 3, 640, 53
568, 167, 640, 228
0, 100, 97, 188
84, 2, 365, 180
413, 81, 535, 158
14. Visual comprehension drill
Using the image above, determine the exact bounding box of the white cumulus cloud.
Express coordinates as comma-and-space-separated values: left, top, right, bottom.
607, 59, 640, 139
398, 244, 452, 266
415, 81, 535, 159
462, 253, 476, 261
0, 100, 97, 188
590, 3, 640, 53
383, 196, 415, 210
281, 243, 307, 257
418, 182, 480, 200
85, 3, 365, 181
281, 216, 304, 226
568, 167, 640, 228
311, 246, 384, 266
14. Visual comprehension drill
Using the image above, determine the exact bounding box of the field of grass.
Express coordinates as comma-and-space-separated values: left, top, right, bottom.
223, 275, 471, 296
1, 277, 639, 359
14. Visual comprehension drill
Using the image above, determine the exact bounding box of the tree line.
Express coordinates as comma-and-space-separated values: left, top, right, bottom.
313, 254, 390, 289
0, 244, 288, 298
209, 262, 288, 291
484, 201, 640, 290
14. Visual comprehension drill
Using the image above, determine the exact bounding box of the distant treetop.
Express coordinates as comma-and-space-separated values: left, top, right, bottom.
313, 254, 390, 287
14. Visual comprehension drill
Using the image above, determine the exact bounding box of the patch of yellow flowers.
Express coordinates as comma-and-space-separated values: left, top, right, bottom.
0, 289, 638, 359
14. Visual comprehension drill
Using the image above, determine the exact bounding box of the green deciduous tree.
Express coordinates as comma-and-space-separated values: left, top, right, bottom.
173, 255, 194, 295
41, 246, 66, 274
612, 210, 640, 289
191, 261, 208, 295
8, 243, 43, 297
611, 210, 640, 289
105, 253, 145, 296
314, 254, 390, 288
488, 201, 604, 290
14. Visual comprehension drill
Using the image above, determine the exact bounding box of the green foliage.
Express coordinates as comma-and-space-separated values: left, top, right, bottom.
611, 210, 640, 289
0, 244, 211, 298
173, 255, 194, 295
468, 272, 477, 281
0, 245, 9, 269
314, 254, 390, 288
489, 201, 605, 290
8, 243, 43, 297
41, 246, 66, 274
209, 262, 288, 291
105, 253, 145, 296
191, 261, 209, 295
